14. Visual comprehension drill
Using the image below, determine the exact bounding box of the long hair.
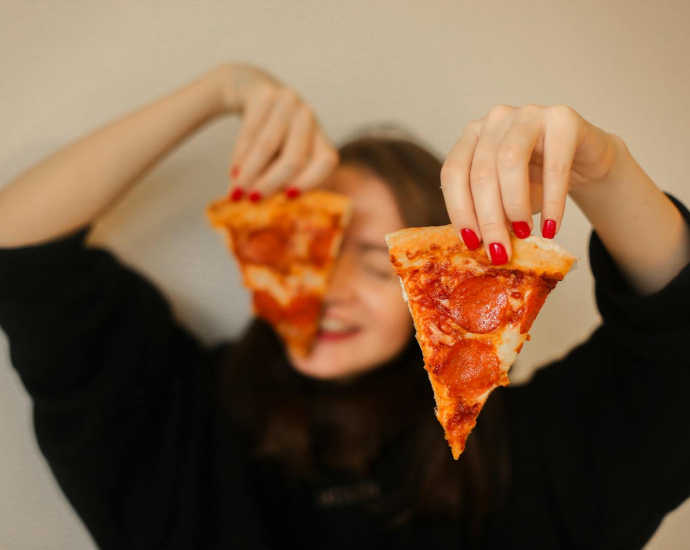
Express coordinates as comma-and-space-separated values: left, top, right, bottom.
216, 135, 511, 542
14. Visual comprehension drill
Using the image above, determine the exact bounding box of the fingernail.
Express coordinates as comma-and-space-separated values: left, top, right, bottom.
229, 187, 244, 202
230, 166, 240, 179
248, 191, 262, 202
285, 187, 301, 199
512, 221, 531, 239
460, 228, 481, 250
489, 243, 508, 265
542, 219, 556, 239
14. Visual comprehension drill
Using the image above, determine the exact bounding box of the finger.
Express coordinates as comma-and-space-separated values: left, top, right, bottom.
235, 89, 299, 192
441, 120, 482, 251
252, 104, 315, 196
470, 116, 513, 264
495, 117, 543, 239
291, 132, 339, 190
540, 106, 581, 238
528, 178, 543, 214
228, 87, 275, 186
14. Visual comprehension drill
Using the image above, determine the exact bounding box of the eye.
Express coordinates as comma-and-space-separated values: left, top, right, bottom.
357, 245, 394, 280
362, 263, 394, 279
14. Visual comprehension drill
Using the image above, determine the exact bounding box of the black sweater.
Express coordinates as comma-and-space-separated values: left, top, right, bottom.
1, 195, 690, 550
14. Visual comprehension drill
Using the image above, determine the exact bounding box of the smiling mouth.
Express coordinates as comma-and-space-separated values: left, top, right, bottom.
318, 317, 361, 342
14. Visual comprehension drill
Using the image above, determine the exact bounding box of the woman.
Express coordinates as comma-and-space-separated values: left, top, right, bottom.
0, 63, 688, 549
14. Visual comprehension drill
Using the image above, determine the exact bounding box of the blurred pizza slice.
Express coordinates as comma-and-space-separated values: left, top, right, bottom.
387, 225, 576, 459
207, 190, 352, 357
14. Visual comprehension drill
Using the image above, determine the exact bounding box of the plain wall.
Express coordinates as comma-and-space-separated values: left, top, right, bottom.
1, 1, 689, 548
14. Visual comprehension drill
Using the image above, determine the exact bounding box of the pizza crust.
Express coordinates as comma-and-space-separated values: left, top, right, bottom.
208, 190, 352, 231
386, 224, 577, 280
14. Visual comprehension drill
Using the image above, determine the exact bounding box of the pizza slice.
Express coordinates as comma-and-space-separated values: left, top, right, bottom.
207, 190, 352, 357
387, 225, 577, 459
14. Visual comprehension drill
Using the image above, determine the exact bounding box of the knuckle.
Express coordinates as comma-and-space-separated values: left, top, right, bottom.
256, 141, 278, 160
279, 88, 299, 106
282, 156, 303, 175
544, 160, 569, 178
465, 119, 483, 135
519, 103, 542, 116
479, 219, 506, 235
440, 162, 464, 185
254, 83, 276, 103
469, 164, 494, 187
299, 103, 314, 120
502, 199, 527, 217
549, 104, 579, 123
541, 197, 563, 211
447, 206, 475, 222
322, 146, 340, 168
496, 146, 523, 170
487, 104, 513, 120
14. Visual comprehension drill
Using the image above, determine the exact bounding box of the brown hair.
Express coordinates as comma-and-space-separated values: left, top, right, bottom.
217, 135, 511, 543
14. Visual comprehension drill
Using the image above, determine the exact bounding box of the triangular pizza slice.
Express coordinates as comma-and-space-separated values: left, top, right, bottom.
207, 190, 352, 357
387, 225, 577, 459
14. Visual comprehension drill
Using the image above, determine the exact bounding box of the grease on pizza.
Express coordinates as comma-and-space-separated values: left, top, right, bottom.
387, 225, 577, 459
207, 190, 352, 357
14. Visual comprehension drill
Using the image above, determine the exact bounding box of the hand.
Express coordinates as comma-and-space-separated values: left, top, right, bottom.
217, 64, 339, 201
440, 104, 619, 264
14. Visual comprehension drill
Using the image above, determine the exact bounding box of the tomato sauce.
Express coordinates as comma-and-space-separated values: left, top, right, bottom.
253, 290, 284, 325
448, 400, 482, 440
285, 294, 322, 327
519, 280, 556, 334
253, 290, 321, 328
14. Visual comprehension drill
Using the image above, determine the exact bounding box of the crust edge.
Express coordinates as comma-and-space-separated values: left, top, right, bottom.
386, 224, 577, 280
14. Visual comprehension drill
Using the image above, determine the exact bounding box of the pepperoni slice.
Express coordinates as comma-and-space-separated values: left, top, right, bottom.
437, 339, 500, 399
239, 229, 288, 266
448, 275, 508, 333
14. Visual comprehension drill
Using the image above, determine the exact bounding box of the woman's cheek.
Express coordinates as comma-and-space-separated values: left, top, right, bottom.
361, 281, 413, 345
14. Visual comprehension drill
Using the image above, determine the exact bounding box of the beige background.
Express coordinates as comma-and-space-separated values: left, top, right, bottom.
1, 1, 689, 548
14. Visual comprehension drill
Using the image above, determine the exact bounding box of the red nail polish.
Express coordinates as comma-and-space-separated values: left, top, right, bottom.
230, 166, 240, 179
285, 187, 301, 199
460, 228, 481, 250
229, 188, 244, 202
489, 243, 508, 265
512, 221, 531, 239
542, 219, 556, 239
248, 191, 262, 202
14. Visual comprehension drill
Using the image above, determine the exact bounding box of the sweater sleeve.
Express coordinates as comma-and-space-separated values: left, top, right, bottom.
512, 193, 690, 549
0, 227, 214, 549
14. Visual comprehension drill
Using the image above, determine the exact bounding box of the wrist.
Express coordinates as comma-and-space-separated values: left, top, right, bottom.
209, 62, 276, 115
570, 133, 636, 203
202, 64, 240, 116
569, 133, 660, 229
597, 134, 634, 187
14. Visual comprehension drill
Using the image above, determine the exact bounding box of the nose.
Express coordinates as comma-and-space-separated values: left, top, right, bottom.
324, 249, 356, 304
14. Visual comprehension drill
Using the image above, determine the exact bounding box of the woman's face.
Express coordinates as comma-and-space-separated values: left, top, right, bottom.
288, 165, 414, 380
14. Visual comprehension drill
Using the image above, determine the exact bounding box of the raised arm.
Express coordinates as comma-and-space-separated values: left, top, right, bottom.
0, 63, 338, 547
568, 135, 690, 294
0, 63, 337, 247
439, 105, 690, 547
